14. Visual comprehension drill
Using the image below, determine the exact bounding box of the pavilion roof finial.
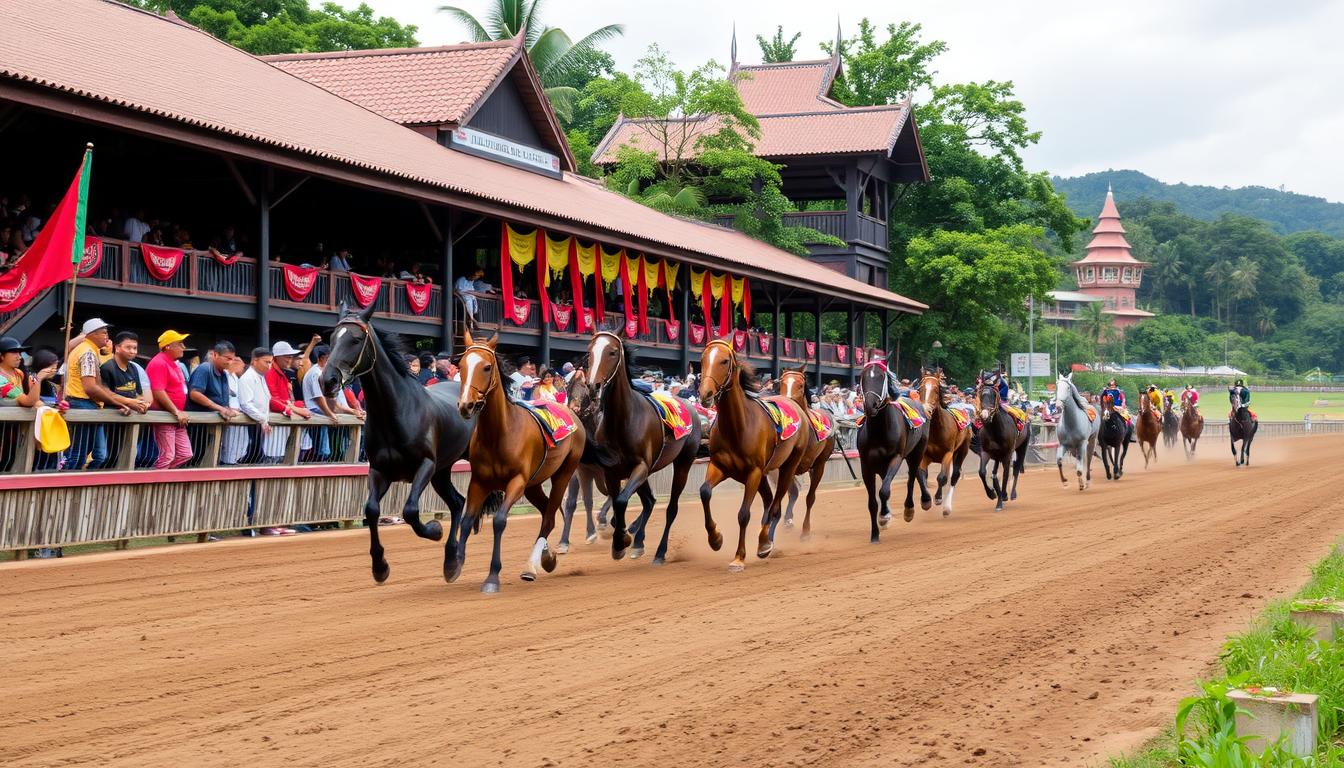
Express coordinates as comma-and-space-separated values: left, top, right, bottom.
1107, 181, 1113, 196
731, 22, 737, 67
834, 17, 843, 61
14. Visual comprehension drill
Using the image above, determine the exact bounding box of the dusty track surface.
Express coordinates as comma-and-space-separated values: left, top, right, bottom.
5, 436, 1344, 767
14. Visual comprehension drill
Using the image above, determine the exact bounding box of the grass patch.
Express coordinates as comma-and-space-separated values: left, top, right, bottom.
1105, 541, 1344, 766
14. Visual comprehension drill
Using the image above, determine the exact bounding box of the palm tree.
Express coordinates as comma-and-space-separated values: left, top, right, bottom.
438, 0, 623, 121
1148, 242, 1183, 314
1077, 300, 1107, 366
1227, 257, 1259, 332
1254, 306, 1278, 339
1203, 259, 1231, 323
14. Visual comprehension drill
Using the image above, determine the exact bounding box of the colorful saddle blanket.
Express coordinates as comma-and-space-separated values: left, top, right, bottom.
897, 398, 926, 429
807, 408, 835, 441
1002, 404, 1028, 432
1085, 406, 1098, 422
756, 397, 802, 441
519, 400, 579, 447
644, 391, 695, 440
1229, 408, 1258, 422
949, 406, 971, 431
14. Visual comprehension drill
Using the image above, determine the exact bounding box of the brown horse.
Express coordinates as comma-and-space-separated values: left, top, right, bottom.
587, 331, 704, 564
699, 339, 809, 571
917, 368, 972, 516
1135, 390, 1161, 468
454, 330, 588, 593
559, 369, 611, 553
776, 365, 838, 541
1179, 400, 1204, 460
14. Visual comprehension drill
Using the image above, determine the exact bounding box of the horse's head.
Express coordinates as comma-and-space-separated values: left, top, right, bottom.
323, 301, 377, 398
457, 328, 499, 419
587, 331, 625, 397
1229, 388, 1243, 411
917, 367, 943, 407
778, 365, 809, 401
566, 369, 598, 422
698, 339, 737, 407
1101, 393, 1116, 414
860, 359, 893, 417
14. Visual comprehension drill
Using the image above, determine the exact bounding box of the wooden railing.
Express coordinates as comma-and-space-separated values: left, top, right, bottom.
713, 210, 888, 250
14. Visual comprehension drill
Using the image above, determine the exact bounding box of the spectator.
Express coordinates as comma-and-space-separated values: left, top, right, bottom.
123, 208, 150, 242
222, 355, 249, 466
1, 336, 55, 407
534, 369, 560, 403
561, 361, 576, 384
238, 347, 284, 463
142, 226, 166, 247
147, 330, 193, 469
405, 354, 421, 379
455, 266, 487, 319
207, 225, 241, 261
174, 226, 194, 250
99, 332, 150, 416
64, 317, 116, 470
302, 344, 337, 460
294, 333, 323, 393
328, 247, 352, 273
425, 352, 454, 386
187, 340, 239, 420
267, 341, 313, 456
417, 352, 435, 385
510, 355, 538, 399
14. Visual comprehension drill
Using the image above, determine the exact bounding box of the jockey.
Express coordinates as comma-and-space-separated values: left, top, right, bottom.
1146, 384, 1162, 412
1229, 378, 1251, 410
1181, 384, 1200, 414
1101, 379, 1126, 409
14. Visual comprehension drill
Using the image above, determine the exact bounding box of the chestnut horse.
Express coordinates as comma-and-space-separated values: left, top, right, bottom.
587, 331, 704, 564
699, 339, 809, 572
776, 365, 838, 540
1180, 400, 1204, 460
455, 330, 589, 593
974, 375, 1029, 511
917, 368, 972, 516
559, 369, 611, 553
857, 358, 929, 541
1135, 390, 1161, 468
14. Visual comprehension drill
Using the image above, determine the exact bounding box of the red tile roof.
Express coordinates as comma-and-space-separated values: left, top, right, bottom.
1, 0, 924, 312
733, 60, 845, 114
264, 41, 519, 126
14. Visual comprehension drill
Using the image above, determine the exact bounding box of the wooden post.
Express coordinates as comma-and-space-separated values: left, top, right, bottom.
678, 266, 690, 376
344, 422, 363, 464
846, 303, 856, 386
880, 308, 890, 354
199, 419, 223, 469
770, 284, 781, 378
282, 418, 301, 465
114, 421, 139, 471
441, 210, 454, 355
257, 169, 272, 348
814, 294, 823, 389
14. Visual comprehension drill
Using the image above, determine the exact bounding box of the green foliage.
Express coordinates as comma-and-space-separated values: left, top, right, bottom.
122, 0, 418, 54
756, 26, 802, 63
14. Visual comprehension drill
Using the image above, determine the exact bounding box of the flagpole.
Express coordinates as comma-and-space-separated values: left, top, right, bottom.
58, 142, 93, 404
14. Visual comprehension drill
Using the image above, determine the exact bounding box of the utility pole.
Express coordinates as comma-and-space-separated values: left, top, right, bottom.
1027, 295, 1035, 398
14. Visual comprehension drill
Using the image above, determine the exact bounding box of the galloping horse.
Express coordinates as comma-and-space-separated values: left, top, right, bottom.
559, 369, 610, 553
776, 365, 839, 540
1053, 372, 1098, 491
699, 339, 809, 571
973, 373, 1029, 511
322, 302, 487, 585
1180, 400, 1204, 460
856, 358, 929, 541
1097, 394, 1131, 480
1135, 390, 1162, 468
1228, 389, 1257, 466
587, 331, 704, 564
455, 330, 590, 592
916, 368, 972, 515
1161, 397, 1179, 449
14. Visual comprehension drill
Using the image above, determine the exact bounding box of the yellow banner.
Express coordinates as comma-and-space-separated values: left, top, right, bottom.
643, 257, 661, 294
690, 267, 705, 298
574, 241, 597, 278
626, 253, 642, 289
600, 247, 623, 286
505, 223, 536, 271
708, 272, 726, 300
663, 261, 680, 290
543, 233, 569, 287
731, 275, 746, 305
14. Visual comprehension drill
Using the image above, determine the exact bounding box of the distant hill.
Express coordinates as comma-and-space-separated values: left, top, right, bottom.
1051, 170, 1344, 238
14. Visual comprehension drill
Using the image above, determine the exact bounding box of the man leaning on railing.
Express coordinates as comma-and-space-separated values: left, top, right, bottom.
147, 330, 194, 469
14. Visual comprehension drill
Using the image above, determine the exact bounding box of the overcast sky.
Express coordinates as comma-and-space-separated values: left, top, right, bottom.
365, 0, 1344, 203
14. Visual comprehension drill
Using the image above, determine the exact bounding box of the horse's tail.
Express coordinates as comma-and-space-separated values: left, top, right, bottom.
581, 437, 619, 468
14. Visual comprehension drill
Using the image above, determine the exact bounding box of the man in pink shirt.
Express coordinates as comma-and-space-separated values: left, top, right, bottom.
147, 329, 193, 469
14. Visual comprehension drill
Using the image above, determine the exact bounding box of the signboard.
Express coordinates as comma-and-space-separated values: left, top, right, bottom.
1010, 352, 1052, 377
449, 126, 561, 177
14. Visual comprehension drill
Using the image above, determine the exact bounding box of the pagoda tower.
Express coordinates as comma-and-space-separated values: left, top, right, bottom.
1071, 185, 1153, 327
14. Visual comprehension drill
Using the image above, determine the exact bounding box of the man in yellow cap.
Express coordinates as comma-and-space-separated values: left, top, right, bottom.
147, 329, 193, 469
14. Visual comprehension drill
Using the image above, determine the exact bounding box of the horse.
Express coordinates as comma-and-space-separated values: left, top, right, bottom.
558, 369, 611, 553
586, 331, 704, 564
1135, 390, 1162, 469
1228, 389, 1257, 466
973, 373, 1029, 511
775, 365, 839, 540
1161, 397, 1179, 449
1053, 372, 1098, 491
856, 358, 929, 541
914, 368, 972, 515
698, 339, 810, 571
320, 302, 489, 585
455, 330, 590, 593
1180, 400, 1204, 460
1096, 394, 1131, 480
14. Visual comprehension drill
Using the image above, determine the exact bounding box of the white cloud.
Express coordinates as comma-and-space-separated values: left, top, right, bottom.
364, 0, 1344, 202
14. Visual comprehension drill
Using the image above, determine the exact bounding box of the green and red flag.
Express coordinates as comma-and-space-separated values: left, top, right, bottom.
0, 146, 92, 312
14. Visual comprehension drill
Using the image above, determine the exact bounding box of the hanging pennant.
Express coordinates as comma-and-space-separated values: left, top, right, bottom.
551, 303, 573, 331
582, 308, 595, 330
855, 347, 865, 364
499, 222, 530, 325
282, 264, 320, 301
689, 268, 705, 299
534, 230, 551, 324
732, 330, 747, 352
718, 279, 732, 338
708, 272, 726, 300
837, 345, 848, 363
348, 272, 381, 308
77, 236, 103, 278
599, 247, 622, 286
806, 340, 817, 358
616, 250, 634, 329
406, 281, 432, 315
140, 243, 184, 281
757, 334, 771, 355
665, 318, 680, 341
643, 257, 661, 295
689, 323, 706, 345
574, 241, 597, 277
543, 233, 569, 286
625, 317, 639, 338
504, 224, 537, 269
733, 276, 750, 324
783, 338, 793, 356
634, 255, 650, 335
662, 261, 680, 291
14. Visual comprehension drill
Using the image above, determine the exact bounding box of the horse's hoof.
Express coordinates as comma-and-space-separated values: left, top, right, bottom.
757, 544, 773, 559
628, 547, 645, 560
652, 556, 666, 566
800, 532, 812, 543
372, 562, 390, 584
878, 514, 891, 529
611, 548, 627, 561
541, 548, 557, 573
422, 520, 443, 541
480, 581, 500, 594
556, 542, 570, 555
994, 504, 1004, 513
1010, 492, 1018, 501
903, 507, 915, 523
598, 525, 613, 540
585, 533, 598, 545
942, 508, 950, 518
727, 561, 745, 573
783, 518, 794, 528
520, 571, 536, 582
984, 489, 996, 501
444, 560, 462, 584
708, 530, 724, 551
870, 535, 881, 544
920, 500, 932, 511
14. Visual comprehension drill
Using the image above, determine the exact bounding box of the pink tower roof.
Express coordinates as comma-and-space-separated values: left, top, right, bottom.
1073, 185, 1144, 266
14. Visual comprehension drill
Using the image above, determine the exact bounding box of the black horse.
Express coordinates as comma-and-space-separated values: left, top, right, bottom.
1097, 394, 1131, 480
856, 359, 929, 542
321, 302, 491, 584
559, 368, 612, 553
1229, 388, 1258, 466
1161, 399, 1179, 449
973, 374, 1029, 511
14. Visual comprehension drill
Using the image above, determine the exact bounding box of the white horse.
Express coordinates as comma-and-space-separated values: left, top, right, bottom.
1054, 372, 1099, 490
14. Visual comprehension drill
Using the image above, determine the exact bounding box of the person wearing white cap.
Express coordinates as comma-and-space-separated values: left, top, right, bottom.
63, 317, 116, 470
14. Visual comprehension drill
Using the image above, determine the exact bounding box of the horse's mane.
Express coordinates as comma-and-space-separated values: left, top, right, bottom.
371, 326, 414, 379
735, 357, 763, 393
619, 339, 649, 379
1059, 376, 1088, 410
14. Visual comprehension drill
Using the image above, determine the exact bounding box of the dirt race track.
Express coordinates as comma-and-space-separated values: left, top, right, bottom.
5, 435, 1344, 767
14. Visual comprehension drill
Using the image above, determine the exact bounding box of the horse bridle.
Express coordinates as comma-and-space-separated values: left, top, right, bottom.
862, 359, 893, 412
589, 331, 625, 397
332, 317, 378, 390
701, 339, 737, 403
976, 376, 1002, 420
460, 343, 500, 402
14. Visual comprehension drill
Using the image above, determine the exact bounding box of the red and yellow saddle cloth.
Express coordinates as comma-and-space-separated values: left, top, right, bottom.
807, 407, 834, 441
645, 391, 695, 440
520, 400, 580, 447
1229, 408, 1258, 422
897, 398, 926, 429
757, 396, 802, 441
949, 406, 971, 431
1001, 404, 1028, 432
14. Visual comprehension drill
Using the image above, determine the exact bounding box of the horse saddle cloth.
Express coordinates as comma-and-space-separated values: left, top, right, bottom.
948, 404, 973, 431
755, 397, 802, 441
896, 398, 927, 429
1085, 405, 1098, 422
1229, 408, 1258, 422
807, 407, 835, 441
1001, 404, 1028, 431
644, 391, 695, 440
519, 400, 579, 447
1113, 406, 1132, 426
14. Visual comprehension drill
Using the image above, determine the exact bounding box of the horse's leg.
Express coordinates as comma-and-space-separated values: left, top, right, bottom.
628, 479, 659, 559
1056, 440, 1068, 486
520, 484, 553, 582
977, 446, 996, 500
581, 472, 597, 544
430, 474, 464, 583
903, 454, 921, 521
862, 459, 882, 543
398, 458, 443, 541
653, 449, 695, 565
934, 452, 951, 507
761, 466, 793, 556
448, 481, 489, 584
783, 476, 800, 527
758, 473, 776, 528
363, 468, 393, 584
995, 457, 1010, 511
609, 462, 649, 560
1010, 439, 1027, 501
918, 458, 933, 512
880, 453, 904, 525
800, 457, 824, 542
1118, 438, 1129, 478
731, 469, 763, 572
481, 477, 526, 594
698, 462, 726, 551
558, 474, 579, 555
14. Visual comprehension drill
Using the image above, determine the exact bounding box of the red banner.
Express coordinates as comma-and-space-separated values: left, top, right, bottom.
77, 236, 102, 278
805, 340, 816, 358
212, 250, 242, 266
732, 330, 747, 352
505, 298, 531, 325
0, 151, 87, 313
837, 345, 848, 363
689, 323, 706, 345
757, 334, 771, 355
783, 338, 793, 356
348, 272, 381, 308
281, 263, 320, 301
406, 281, 433, 315
582, 308, 595, 331
552, 303, 573, 331
665, 318, 680, 341
140, 243, 184, 281
625, 317, 639, 338
855, 347, 865, 364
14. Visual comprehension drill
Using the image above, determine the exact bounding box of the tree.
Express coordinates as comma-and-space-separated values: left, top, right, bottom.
1284, 230, 1344, 282
438, 0, 622, 122
122, 1, 418, 54
756, 26, 801, 63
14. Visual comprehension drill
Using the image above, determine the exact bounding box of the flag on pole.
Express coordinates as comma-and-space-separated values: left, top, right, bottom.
0, 147, 92, 312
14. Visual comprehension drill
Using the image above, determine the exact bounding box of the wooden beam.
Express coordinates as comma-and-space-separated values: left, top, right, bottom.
268, 174, 309, 210
420, 202, 443, 243
222, 157, 257, 207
